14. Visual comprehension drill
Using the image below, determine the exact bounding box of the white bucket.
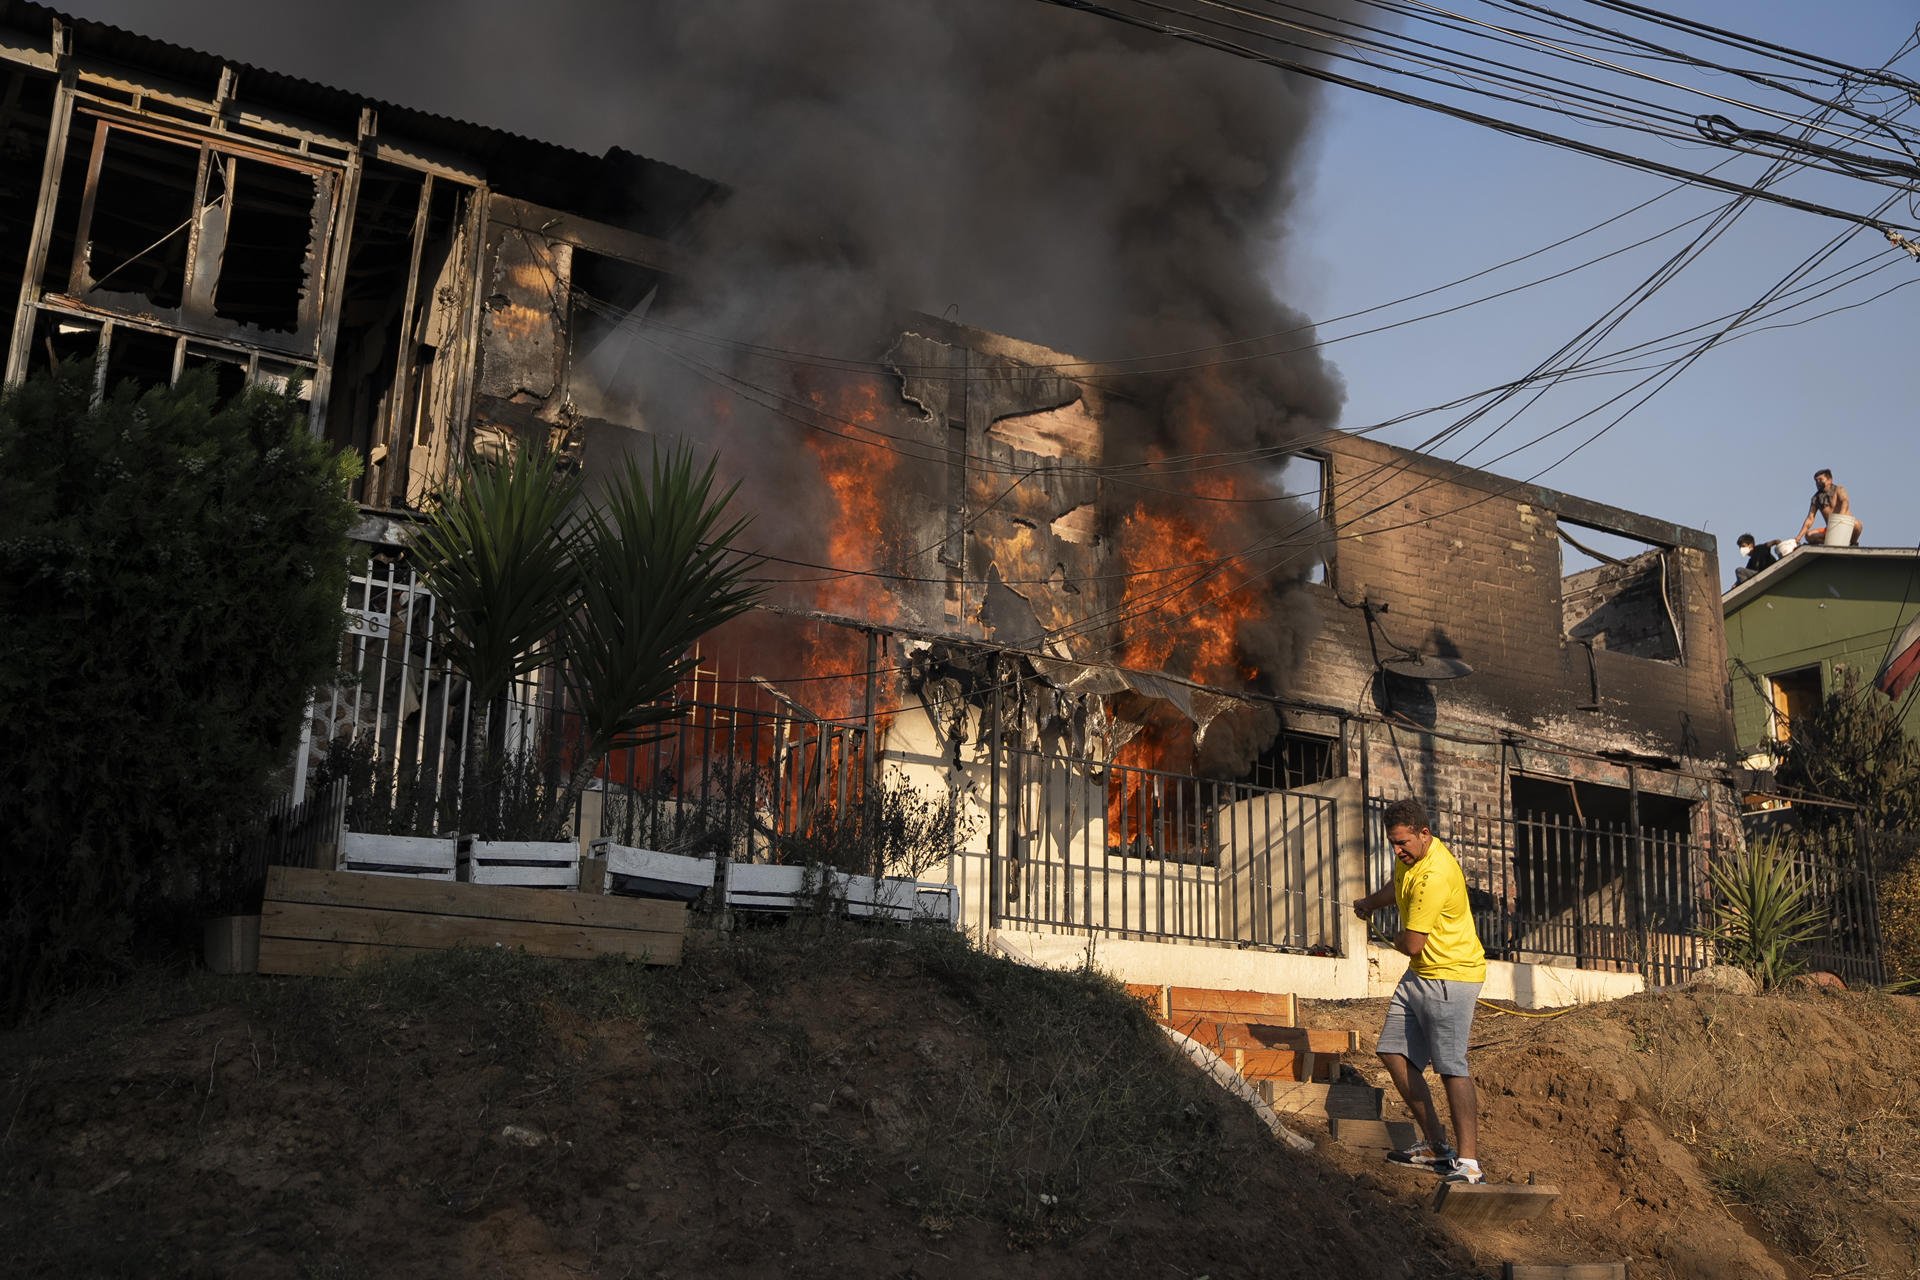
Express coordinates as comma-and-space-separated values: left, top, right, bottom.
1824, 513, 1859, 546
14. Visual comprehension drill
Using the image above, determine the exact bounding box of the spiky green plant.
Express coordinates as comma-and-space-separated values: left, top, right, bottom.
408, 449, 583, 716
1709, 836, 1827, 990
544, 446, 763, 831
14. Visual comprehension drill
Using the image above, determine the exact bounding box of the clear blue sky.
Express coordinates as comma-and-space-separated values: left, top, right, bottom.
1275, 1, 1920, 582
50, 0, 1920, 586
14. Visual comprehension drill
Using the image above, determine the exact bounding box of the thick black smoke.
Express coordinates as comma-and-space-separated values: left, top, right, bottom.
72, 0, 1351, 768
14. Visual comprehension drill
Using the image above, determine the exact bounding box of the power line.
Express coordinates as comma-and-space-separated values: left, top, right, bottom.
1033, 0, 1920, 232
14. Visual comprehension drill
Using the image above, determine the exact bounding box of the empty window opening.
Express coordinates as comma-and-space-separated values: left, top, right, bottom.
1509, 775, 1696, 971
213, 158, 323, 333
26, 312, 101, 377
36, 113, 332, 355
568, 248, 666, 422
326, 162, 471, 506
1248, 729, 1339, 790
1558, 518, 1680, 662
1274, 451, 1331, 585
101, 325, 178, 397
77, 125, 200, 310
1767, 666, 1821, 743
180, 342, 249, 405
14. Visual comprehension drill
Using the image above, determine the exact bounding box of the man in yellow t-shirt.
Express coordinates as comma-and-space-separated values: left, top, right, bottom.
1352, 798, 1488, 1184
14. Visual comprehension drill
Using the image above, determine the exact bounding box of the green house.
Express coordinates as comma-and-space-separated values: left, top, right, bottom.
1722, 547, 1920, 767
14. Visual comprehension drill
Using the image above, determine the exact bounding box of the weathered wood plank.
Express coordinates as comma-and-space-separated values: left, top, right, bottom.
267, 866, 681, 932
1167, 987, 1295, 1021
1263, 1080, 1382, 1119
1434, 1183, 1560, 1224
1328, 1117, 1420, 1151
257, 936, 418, 976
1169, 1019, 1353, 1055
1503, 1265, 1626, 1280
1233, 1048, 1304, 1080
262, 899, 683, 964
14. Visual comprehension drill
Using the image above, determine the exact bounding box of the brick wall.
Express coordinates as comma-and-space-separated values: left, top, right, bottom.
1296, 431, 1735, 778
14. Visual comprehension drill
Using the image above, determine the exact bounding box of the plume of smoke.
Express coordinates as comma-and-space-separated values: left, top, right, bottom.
595, 2, 1351, 771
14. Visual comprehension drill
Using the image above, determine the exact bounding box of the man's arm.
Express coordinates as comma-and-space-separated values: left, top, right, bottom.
1397, 929, 1429, 958
1351, 883, 1394, 920
1798, 506, 1819, 540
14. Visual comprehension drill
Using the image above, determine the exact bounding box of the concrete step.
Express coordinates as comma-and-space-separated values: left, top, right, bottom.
1433, 1181, 1560, 1224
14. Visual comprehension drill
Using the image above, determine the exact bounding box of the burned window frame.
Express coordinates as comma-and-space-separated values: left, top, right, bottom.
1556, 514, 1684, 665
1276, 448, 1333, 587
49, 106, 336, 355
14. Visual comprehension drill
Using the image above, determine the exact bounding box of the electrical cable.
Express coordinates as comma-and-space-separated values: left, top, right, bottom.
1032, 0, 1920, 232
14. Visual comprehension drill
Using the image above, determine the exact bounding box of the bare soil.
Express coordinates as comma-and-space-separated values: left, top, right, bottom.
1300, 982, 1920, 1279
4, 931, 1917, 1279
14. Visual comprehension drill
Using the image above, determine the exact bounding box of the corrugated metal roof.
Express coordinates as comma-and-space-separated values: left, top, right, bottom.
0, 0, 722, 233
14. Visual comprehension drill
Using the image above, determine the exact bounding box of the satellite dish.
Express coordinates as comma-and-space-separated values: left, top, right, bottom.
1381, 654, 1474, 681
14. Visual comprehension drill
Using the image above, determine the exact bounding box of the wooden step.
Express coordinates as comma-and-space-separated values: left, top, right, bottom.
1433, 1182, 1560, 1224
1232, 1047, 1307, 1081
1169, 985, 1296, 1022
1328, 1117, 1418, 1152
1168, 1018, 1357, 1056
1261, 1080, 1383, 1120
1503, 1266, 1626, 1280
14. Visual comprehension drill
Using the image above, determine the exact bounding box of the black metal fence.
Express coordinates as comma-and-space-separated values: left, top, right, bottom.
1740, 809, 1886, 988
1366, 798, 1890, 988
956, 742, 1343, 952
1366, 797, 1711, 987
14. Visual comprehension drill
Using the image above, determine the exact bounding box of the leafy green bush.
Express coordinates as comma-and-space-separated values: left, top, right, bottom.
1709, 836, 1826, 990
0, 363, 356, 1020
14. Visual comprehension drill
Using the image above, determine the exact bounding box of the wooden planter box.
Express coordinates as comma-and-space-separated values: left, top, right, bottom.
257, 866, 686, 974
460, 839, 579, 889
909, 881, 961, 928
593, 841, 719, 903
723, 862, 810, 912
338, 832, 457, 880
719, 864, 960, 926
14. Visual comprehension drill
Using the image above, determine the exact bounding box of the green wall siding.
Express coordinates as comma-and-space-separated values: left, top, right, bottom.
1724, 558, 1920, 754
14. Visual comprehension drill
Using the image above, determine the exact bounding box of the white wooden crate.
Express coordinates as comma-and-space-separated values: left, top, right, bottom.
338, 832, 457, 880
723, 862, 809, 912
594, 841, 718, 903
460, 839, 579, 889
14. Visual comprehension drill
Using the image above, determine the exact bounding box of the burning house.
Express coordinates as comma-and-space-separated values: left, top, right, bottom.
3, 3, 1817, 999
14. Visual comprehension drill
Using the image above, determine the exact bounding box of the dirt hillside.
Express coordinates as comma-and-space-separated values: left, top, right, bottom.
4, 930, 1917, 1278
1301, 982, 1920, 1280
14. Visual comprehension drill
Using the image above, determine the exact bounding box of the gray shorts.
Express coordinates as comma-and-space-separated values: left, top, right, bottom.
1377, 974, 1481, 1077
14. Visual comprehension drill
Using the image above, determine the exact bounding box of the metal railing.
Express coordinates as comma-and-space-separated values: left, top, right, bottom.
1365, 798, 1711, 986
1741, 810, 1887, 988
959, 743, 1343, 952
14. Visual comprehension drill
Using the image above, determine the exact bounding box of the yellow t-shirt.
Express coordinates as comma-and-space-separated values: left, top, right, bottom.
1392, 836, 1487, 982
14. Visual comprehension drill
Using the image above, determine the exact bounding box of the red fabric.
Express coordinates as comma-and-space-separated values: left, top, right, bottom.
1877, 617, 1920, 701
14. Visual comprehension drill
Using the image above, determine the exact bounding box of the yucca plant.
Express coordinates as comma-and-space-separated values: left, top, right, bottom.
408, 449, 583, 765
1708, 836, 1826, 990
543, 447, 763, 832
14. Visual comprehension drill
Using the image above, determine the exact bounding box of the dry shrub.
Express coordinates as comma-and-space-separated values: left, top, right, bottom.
1880, 850, 1920, 987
